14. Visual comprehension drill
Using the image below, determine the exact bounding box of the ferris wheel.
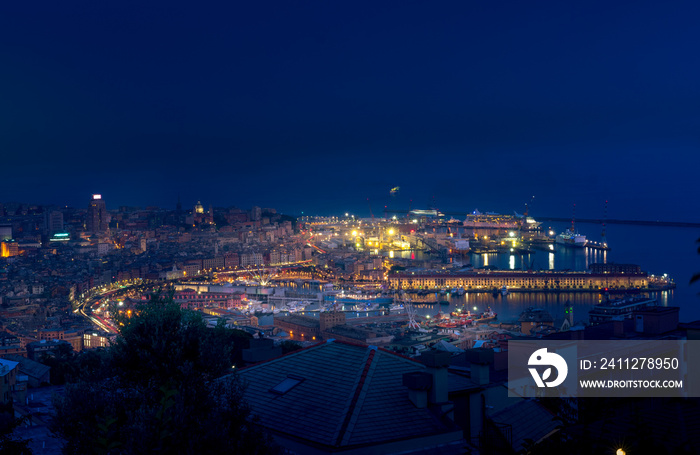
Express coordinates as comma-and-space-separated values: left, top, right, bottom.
402, 292, 420, 330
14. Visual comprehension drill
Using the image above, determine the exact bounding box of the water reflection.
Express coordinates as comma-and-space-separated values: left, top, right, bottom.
468, 248, 597, 272
405, 290, 665, 325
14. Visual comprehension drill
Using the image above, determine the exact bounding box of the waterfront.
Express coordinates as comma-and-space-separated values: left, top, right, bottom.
264, 221, 699, 326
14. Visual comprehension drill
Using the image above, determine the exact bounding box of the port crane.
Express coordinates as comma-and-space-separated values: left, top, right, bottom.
601, 200, 608, 246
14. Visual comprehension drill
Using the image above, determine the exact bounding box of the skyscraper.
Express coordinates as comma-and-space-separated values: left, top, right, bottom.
86, 194, 108, 232
251, 206, 262, 222
46, 210, 64, 235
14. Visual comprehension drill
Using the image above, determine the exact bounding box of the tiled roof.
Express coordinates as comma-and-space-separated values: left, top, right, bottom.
237, 341, 459, 450
489, 399, 559, 451
3, 354, 50, 379
275, 314, 320, 328
0, 358, 19, 375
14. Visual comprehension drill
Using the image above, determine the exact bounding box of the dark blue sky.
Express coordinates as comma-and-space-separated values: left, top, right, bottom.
1, 1, 699, 220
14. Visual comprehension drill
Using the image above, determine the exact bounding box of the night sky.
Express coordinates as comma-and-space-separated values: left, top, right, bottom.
2, 2, 699, 220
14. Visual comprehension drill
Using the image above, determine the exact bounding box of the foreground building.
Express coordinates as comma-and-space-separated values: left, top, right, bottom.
236, 340, 465, 454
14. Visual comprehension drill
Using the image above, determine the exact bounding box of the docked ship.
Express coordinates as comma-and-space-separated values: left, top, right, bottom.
323, 291, 393, 306
463, 210, 521, 229
555, 229, 587, 248
449, 307, 497, 323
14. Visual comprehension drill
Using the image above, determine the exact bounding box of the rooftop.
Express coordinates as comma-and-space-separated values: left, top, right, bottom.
236, 340, 461, 451
274, 314, 320, 329
3, 354, 51, 379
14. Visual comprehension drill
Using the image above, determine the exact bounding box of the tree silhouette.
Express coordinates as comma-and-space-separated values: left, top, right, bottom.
52, 291, 278, 455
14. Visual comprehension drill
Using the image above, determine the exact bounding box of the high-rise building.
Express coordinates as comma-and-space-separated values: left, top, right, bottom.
0, 225, 11, 241
251, 206, 262, 221
47, 211, 64, 235
86, 194, 108, 232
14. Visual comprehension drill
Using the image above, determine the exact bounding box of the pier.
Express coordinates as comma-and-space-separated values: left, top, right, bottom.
538, 216, 700, 228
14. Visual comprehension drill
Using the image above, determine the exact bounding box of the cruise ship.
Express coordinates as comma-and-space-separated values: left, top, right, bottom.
463, 211, 521, 229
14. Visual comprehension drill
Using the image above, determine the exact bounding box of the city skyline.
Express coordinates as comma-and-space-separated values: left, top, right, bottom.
2, 3, 700, 453
1, 2, 699, 221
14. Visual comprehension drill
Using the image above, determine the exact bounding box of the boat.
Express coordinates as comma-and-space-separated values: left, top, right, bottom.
389, 304, 405, 313
474, 307, 497, 322
437, 321, 459, 329
439, 300, 450, 306
324, 293, 394, 305
450, 308, 470, 318
501, 286, 508, 296
555, 229, 587, 248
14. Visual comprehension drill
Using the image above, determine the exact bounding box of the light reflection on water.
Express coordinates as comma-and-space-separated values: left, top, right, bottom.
405, 290, 673, 324
262, 223, 697, 325
259, 290, 673, 327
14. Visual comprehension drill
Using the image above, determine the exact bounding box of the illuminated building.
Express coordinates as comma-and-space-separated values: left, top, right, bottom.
83, 332, 115, 349
274, 314, 321, 341
390, 269, 650, 291
0, 241, 18, 258
86, 194, 108, 232
194, 201, 204, 214
38, 328, 83, 352
49, 232, 70, 242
